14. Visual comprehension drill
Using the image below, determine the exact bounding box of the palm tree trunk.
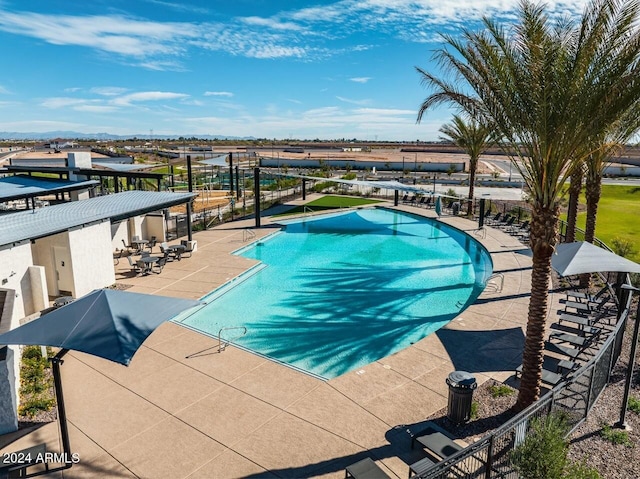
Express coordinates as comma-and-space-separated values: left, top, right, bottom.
579, 173, 602, 288
565, 168, 582, 243
467, 157, 477, 215
515, 204, 558, 410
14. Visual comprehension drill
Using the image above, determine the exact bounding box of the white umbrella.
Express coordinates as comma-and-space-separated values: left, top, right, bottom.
552, 241, 640, 277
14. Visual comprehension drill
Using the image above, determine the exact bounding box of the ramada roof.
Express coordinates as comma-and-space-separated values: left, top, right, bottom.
0, 190, 196, 247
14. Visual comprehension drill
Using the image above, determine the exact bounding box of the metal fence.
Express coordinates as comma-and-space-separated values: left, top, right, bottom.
417, 271, 632, 479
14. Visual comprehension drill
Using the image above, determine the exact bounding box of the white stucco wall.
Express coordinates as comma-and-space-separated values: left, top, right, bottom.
0, 243, 37, 435
31, 232, 72, 297
0, 241, 34, 322
111, 220, 130, 251
68, 221, 115, 297
144, 214, 166, 243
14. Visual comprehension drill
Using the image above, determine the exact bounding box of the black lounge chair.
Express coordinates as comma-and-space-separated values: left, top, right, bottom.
401, 194, 409, 203
345, 458, 391, 479
0, 444, 48, 477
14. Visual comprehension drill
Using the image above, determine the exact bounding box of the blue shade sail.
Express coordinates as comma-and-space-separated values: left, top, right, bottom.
0, 289, 202, 365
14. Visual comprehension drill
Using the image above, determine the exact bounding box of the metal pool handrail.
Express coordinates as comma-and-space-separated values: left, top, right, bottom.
218, 326, 248, 352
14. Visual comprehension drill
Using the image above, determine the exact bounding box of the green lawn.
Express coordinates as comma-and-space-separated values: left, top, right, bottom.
563, 184, 640, 261
276, 195, 382, 215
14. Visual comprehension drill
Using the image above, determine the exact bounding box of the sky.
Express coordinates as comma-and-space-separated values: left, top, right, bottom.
0, 0, 588, 141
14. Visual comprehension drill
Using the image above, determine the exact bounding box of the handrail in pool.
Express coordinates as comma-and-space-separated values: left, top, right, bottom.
218, 326, 248, 352
242, 228, 256, 242
484, 272, 505, 293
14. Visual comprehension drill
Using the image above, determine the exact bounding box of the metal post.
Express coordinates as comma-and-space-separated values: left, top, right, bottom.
302, 179, 306, 200
479, 199, 486, 228
616, 284, 640, 430
229, 152, 234, 197
394, 190, 399, 206
186, 201, 193, 241
254, 167, 261, 228
51, 349, 73, 469
235, 165, 240, 200
186, 155, 193, 193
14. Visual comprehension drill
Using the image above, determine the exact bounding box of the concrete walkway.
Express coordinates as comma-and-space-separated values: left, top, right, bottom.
0, 200, 563, 478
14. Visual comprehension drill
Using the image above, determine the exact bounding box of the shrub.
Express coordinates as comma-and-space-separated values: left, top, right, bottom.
628, 396, 640, 414
611, 237, 637, 258
18, 397, 55, 417
600, 424, 632, 447
470, 401, 479, 420
489, 384, 515, 398
564, 461, 602, 479
511, 414, 569, 479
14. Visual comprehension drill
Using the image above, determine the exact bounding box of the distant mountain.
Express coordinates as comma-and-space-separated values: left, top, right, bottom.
0, 131, 256, 141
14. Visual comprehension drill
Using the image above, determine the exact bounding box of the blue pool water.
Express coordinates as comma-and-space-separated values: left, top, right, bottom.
176, 208, 493, 379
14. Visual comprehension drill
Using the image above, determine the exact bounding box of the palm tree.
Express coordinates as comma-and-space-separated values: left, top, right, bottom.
417, 0, 640, 409
565, 165, 584, 243
439, 115, 493, 215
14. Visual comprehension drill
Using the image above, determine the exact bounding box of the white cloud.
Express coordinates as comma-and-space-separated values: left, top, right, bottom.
336, 96, 371, 106
204, 91, 234, 97
111, 91, 189, 106
91, 87, 129, 97
41, 97, 88, 109
350, 77, 372, 84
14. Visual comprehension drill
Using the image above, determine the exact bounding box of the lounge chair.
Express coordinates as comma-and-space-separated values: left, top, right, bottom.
487, 212, 502, 225
411, 422, 464, 458
0, 444, 49, 477
565, 285, 615, 310
401, 194, 409, 203
345, 458, 391, 479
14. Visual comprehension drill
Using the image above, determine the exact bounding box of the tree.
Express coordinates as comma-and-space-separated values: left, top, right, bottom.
417, 0, 640, 409
439, 115, 493, 215
565, 165, 584, 244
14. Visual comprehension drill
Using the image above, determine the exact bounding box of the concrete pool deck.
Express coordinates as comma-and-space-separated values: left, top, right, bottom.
0, 198, 565, 478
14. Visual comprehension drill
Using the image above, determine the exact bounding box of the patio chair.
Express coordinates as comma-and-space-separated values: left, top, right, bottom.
345, 458, 391, 479
121, 238, 133, 252
152, 256, 168, 274
180, 240, 194, 258
0, 444, 49, 477
126, 255, 142, 274
147, 236, 157, 252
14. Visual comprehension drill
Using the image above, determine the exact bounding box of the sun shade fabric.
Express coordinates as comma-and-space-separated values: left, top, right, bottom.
91, 162, 162, 172
552, 241, 640, 276
0, 289, 202, 365
198, 155, 229, 167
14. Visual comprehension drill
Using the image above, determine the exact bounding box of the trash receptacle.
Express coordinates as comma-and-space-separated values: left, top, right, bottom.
452, 202, 460, 215
446, 371, 477, 424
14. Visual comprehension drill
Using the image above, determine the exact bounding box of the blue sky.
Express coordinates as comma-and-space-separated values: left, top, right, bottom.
0, 0, 586, 141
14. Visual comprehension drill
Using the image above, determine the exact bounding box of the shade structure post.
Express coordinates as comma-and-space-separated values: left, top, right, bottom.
254, 167, 261, 227
51, 349, 73, 470
302, 178, 306, 200
186, 201, 193, 241
235, 165, 240, 200
186, 155, 193, 193
616, 284, 640, 430
229, 152, 234, 197
394, 190, 399, 206
479, 199, 486, 228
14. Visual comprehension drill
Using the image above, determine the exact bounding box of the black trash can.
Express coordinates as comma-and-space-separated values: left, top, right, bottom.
446, 371, 477, 424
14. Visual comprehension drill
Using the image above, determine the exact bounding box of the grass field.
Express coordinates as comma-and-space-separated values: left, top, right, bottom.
276, 195, 382, 215
564, 184, 640, 261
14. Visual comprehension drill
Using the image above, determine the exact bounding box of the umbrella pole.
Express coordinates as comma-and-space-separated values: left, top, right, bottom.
51, 348, 73, 469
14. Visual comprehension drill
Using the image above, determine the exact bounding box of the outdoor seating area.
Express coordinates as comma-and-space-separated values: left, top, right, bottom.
515, 281, 618, 387
118, 238, 195, 277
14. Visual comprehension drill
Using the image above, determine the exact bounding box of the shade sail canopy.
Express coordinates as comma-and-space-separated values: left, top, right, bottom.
198, 154, 229, 167
552, 241, 640, 277
0, 289, 202, 365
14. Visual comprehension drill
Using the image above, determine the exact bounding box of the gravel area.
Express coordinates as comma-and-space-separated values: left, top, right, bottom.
424, 295, 640, 479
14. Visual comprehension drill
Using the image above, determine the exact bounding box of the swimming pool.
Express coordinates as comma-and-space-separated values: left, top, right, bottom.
176, 208, 493, 379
